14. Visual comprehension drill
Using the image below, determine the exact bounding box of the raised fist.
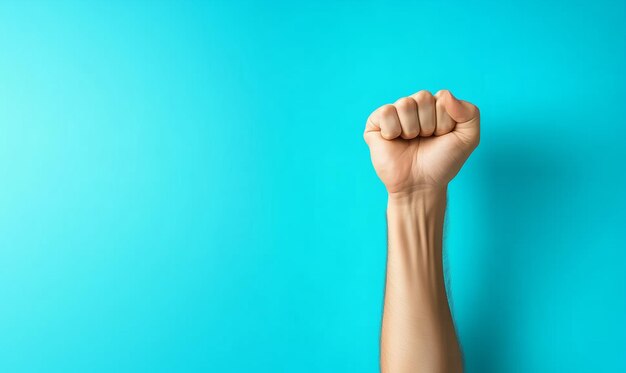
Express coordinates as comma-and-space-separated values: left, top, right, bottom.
364, 90, 480, 195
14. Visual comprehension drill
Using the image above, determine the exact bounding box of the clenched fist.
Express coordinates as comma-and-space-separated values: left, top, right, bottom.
364, 90, 480, 195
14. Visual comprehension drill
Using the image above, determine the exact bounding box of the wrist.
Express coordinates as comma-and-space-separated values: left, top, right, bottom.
388, 186, 447, 210
386, 186, 447, 257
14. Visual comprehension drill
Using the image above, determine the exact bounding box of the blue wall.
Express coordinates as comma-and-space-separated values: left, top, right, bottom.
1, 1, 624, 372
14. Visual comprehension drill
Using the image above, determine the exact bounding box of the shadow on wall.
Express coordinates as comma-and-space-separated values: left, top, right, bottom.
463, 131, 581, 372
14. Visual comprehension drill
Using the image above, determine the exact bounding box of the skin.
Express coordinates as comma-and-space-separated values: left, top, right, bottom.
364, 90, 480, 372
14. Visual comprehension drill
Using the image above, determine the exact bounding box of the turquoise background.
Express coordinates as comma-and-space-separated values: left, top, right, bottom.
1, 1, 625, 372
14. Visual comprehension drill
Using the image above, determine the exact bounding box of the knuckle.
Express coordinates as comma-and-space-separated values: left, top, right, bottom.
414, 90, 434, 103
436, 89, 451, 97
378, 104, 396, 118
435, 89, 450, 102
394, 97, 415, 111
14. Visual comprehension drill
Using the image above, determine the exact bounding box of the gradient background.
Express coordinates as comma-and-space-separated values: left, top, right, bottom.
1, 1, 625, 372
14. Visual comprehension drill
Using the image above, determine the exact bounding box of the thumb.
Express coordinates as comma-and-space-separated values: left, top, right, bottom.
439, 90, 479, 123
436, 90, 480, 146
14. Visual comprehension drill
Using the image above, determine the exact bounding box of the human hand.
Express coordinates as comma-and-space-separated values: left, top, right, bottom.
364, 90, 480, 195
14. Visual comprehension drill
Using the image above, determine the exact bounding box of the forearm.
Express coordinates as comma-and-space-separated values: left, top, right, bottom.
381, 188, 462, 373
